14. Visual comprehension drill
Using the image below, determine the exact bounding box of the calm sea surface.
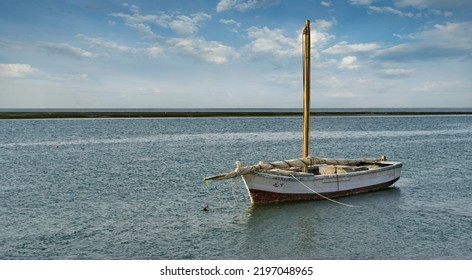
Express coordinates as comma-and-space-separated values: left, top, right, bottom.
1, 115, 471, 259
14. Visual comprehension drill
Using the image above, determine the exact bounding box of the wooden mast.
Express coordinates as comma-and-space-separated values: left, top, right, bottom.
302, 20, 311, 161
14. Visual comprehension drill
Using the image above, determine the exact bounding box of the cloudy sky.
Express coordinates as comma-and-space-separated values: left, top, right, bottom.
1, 0, 471, 108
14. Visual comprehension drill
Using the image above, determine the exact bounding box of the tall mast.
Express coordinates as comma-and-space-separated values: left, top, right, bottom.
302, 20, 311, 159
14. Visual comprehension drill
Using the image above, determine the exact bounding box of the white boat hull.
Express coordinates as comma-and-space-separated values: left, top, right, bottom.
241, 161, 402, 203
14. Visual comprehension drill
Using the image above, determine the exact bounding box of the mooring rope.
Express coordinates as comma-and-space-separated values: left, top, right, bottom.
202, 178, 245, 211
289, 174, 360, 208
201, 180, 217, 211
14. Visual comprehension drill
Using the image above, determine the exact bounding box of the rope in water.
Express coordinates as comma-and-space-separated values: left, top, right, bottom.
289, 174, 360, 208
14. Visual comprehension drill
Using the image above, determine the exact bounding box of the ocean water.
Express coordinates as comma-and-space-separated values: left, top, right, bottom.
1, 115, 471, 259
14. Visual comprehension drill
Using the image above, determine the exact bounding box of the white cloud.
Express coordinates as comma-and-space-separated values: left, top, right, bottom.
318, 75, 343, 88
146, 45, 165, 58
79, 35, 134, 52
320, 1, 332, 7
313, 18, 337, 31
266, 72, 300, 88
376, 21, 472, 61
0, 64, 39, 78
244, 23, 335, 62
245, 26, 300, 59
394, 0, 472, 9
444, 11, 453, 17
381, 68, 414, 77
48, 73, 89, 82
0, 38, 23, 50
393, 33, 416, 40
78, 35, 165, 58
154, 12, 173, 28
166, 37, 239, 64
350, 0, 375, 5
353, 1, 457, 19
411, 81, 462, 92
323, 41, 381, 55
367, 6, 415, 17
216, 0, 236, 12
0, 63, 90, 86
216, 0, 279, 12
110, 11, 157, 37
94, 6, 242, 65
120, 5, 187, 36
394, 0, 429, 8
111, 6, 211, 37
220, 19, 242, 33
314, 58, 338, 69
421, 22, 472, 50
135, 86, 162, 95
424, 9, 453, 18
169, 13, 211, 36
311, 30, 336, 54
220, 19, 241, 27
38, 43, 93, 59
339, 56, 360, 69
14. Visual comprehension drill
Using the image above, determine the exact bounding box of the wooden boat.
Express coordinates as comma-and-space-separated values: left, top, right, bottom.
205, 20, 402, 204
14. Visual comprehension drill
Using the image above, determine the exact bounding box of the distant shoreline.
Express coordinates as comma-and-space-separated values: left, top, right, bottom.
1, 110, 471, 119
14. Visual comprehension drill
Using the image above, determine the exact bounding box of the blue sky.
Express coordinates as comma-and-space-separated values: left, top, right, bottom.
1, 0, 471, 108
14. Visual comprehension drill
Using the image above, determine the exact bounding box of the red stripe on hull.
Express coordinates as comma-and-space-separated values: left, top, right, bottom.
249, 178, 400, 204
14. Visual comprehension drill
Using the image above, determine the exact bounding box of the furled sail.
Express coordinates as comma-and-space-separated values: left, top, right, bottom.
204, 156, 385, 181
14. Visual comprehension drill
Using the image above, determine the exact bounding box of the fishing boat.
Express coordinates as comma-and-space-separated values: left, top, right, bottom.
205, 20, 402, 204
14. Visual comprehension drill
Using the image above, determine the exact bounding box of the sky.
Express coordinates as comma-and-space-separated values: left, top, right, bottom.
0, 0, 471, 109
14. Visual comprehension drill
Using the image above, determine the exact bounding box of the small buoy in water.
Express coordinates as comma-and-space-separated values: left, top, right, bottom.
55, 145, 59, 149
202, 205, 209, 211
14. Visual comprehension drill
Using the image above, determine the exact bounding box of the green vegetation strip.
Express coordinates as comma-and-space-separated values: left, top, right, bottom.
1, 111, 471, 119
